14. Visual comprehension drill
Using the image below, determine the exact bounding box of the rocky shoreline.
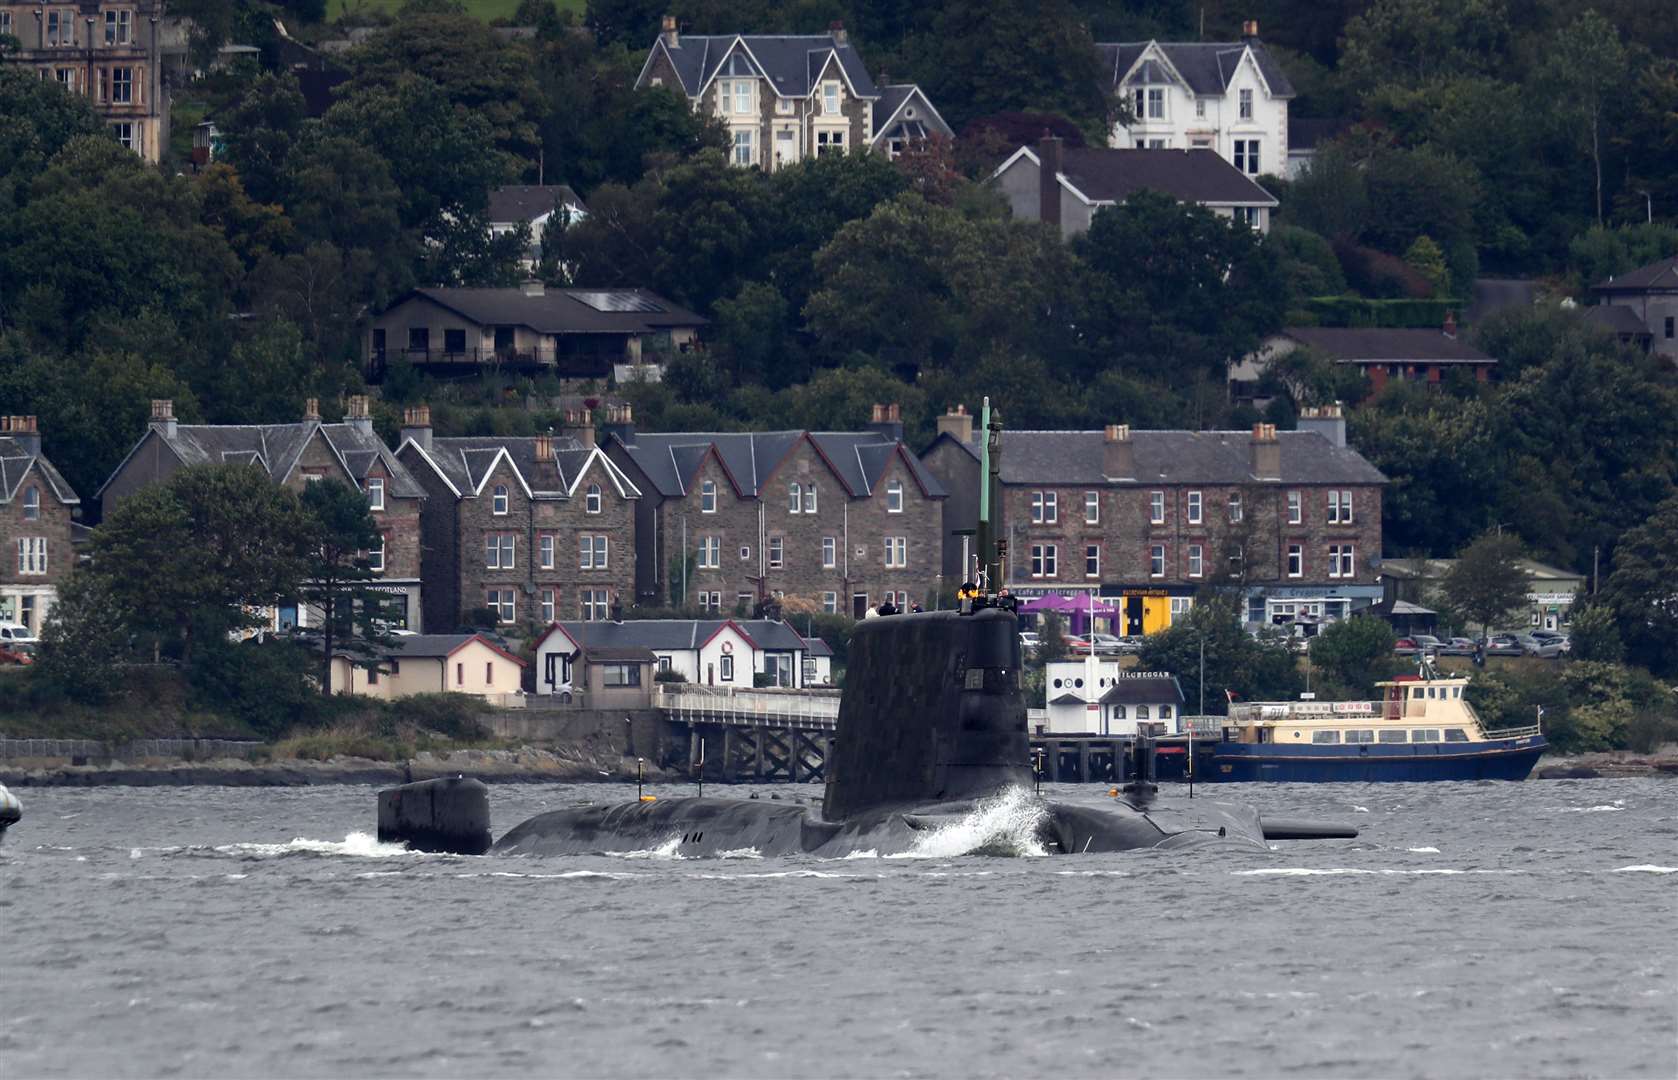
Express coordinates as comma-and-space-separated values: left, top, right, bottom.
0, 747, 686, 788
1532, 747, 1678, 779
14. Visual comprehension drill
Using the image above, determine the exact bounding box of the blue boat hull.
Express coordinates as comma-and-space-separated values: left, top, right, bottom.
1204, 736, 1546, 782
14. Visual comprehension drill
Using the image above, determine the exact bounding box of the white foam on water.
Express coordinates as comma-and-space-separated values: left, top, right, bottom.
1408, 847, 1441, 853
604, 836, 684, 859
885, 787, 1048, 859
838, 849, 879, 860
1611, 865, 1677, 873
1554, 805, 1625, 813
1233, 868, 1379, 876
214, 832, 412, 859
694, 869, 863, 880
713, 847, 763, 859
1351, 805, 1370, 813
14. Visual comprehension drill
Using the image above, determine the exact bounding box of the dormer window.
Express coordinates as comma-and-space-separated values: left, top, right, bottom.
586, 483, 602, 514
367, 477, 384, 511
22, 486, 40, 521
492, 484, 509, 515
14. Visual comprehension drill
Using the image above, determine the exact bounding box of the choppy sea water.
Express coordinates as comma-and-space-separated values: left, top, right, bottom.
3, 779, 1674, 1079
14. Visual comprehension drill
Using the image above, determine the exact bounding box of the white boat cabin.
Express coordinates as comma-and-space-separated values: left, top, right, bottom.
1224, 674, 1541, 746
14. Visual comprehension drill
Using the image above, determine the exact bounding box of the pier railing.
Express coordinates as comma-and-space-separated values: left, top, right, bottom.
655, 684, 841, 730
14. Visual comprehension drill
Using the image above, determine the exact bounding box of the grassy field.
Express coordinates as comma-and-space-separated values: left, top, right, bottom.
337, 0, 584, 19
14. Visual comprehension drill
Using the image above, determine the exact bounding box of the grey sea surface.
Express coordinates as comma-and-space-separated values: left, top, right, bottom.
3, 779, 1674, 1079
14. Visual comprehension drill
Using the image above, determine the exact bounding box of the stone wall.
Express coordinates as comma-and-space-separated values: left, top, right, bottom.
0, 474, 74, 590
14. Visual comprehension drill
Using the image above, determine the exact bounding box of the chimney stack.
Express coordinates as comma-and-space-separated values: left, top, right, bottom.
1250, 422, 1281, 480
600, 402, 636, 446
1296, 402, 1347, 448
1, 415, 41, 456
661, 13, 678, 48
829, 20, 847, 46
401, 404, 432, 451
868, 402, 904, 443
1242, 19, 1259, 39
1442, 310, 1458, 339
345, 394, 373, 434
936, 404, 973, 445
151, 399, 178, 439
1038, 132, 1063, 234
1103, 424, 1134, 480
564, 407, 595, 448
520, 279, 545, 297
302, 397, 320, 422
534, 432, 554, 462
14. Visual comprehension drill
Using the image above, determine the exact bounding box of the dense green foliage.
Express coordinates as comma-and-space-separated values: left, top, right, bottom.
1137, 597, 1303, 715
1307, 616, 1398, 697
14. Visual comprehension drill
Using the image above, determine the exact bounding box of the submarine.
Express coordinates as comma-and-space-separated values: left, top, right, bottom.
376, 400, 1356, 859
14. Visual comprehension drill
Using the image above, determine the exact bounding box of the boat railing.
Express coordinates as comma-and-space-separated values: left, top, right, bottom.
1479, 722, 1542, 740
1227, 701, 1403, 723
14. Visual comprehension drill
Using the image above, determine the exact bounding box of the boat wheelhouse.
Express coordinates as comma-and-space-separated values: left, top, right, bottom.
1206, 670, 1546, 782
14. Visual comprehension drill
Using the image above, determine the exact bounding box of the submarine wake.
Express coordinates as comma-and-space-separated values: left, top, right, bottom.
891, 787, 1048, 859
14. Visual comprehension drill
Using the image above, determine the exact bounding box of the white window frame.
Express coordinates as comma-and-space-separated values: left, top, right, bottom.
1287, 490, 1302, 524
823, 81, 840, 116
22, 486, 39, 521
17, 537, 48, 575
366, 477, 384, 510
804, 484, 817, 514
1084, 490, 1099, 524
1150, 491, 1165, 525
886, 480, 903, 513
1149, 544, 1166, 578
1030, 544, 1057, 579
1239, 88, 1253, 120
585, 484, 602, 514
884, 536, 907, 569
580, 589, 609, 622
1228, 493, 1243, 523
769, 535, 784, 570
700, 480, 717, 513
488, 589, 516, 624
698, 536, 720, 569
821, 536, 836, 569
816, 129, 845, 155
789, 483, 801, 513
1147, 86, 1165, 119
822, 592, 838, 614
580, 534, 608, 570
1188, 544, 1203, 578
1195, 98, 1205, 118
367, 534, 386, 573
539, 533, 555, 570
733, 128, 755, 166
106, 9, 132, 45
1186, 491, 1202, 524
110, 66, 133, 104
1287, 544, 1303, 578
1084, 544, 1100, 578
541, 589, 556, 624
486, 533, 515, 570
1235, 139, 1260, 175
491, 484, 509, 515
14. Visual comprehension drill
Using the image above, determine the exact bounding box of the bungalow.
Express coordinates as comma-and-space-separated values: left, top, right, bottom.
992, 134, 1278, 239
1041, 661, 1185, 736
1233, 317, 1496, 401
801, 635, 834, 686
533, 618, 813, 696
328, 633, 526, 700
364, 281, 706, 382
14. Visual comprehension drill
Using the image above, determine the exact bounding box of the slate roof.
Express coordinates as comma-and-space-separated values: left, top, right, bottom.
396, 287, 706, 336
581, 645, 657, 663
338, 633, 523, 664
0, 437, 79, 505
998, 430, 1387, 486
1282, 328, 1495, 365
1098, 674, 1185, 706
1584, 304, 1653, 336
653, 34, 879, 100
614, 431, 946, 500
486, 184, 586, 224
871, 85, 950, 141
545, 619, 809, 653
128, 421, 426, 499
1057, 147, 1277, 206
412, 435, 639, 500
1592, 255, 1678, 293
1098, 40, 1295, 98
802, 636, 834, 658
1288, 118, 1341, 152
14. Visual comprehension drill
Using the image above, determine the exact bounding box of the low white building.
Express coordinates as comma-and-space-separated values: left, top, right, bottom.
1042, 661, 1185, 736
533, 618, 813, 695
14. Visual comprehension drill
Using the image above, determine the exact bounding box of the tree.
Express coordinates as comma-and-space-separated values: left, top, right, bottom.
34, 570, 133, 704
91, 465, 311, 665
1137, 597, 1302, 715
1340, 0, 1512, 96
0, 64, 106, 207
1539, 12, 1629, 227
1598, 493, 1678, 676
299, 480, 393, 698
1565, 601, 1623, 665
1308, 616, 1398, 695
1441, 531, 1530, 641
1038, 611, 1069, 663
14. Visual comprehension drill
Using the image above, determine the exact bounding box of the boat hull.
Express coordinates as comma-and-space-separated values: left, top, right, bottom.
1205, 736, 1546, 782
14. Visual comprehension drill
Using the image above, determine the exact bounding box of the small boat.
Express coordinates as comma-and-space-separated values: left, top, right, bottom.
1204, 668, 1546, 782
0, 782, 19, 841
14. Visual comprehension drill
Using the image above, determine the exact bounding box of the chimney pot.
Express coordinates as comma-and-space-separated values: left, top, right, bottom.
345, 394, 373, 433
829, 20, 847, 46
1103, 423, 1135, 479
1037, 134, 1064, 233
535, 433, 554, 462
936, 406, 974, 445
151, 398, 178, 439
1442, 310, 1458, 339
1242, 19, 1259, 38
303, 397, 320, 422
400, 403, 433, 451
1250, 422, 1282, 479
661, 13, 678, 47
5, 415, 41, 455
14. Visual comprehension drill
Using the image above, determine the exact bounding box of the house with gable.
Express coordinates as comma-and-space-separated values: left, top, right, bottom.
606, 404, 946, 617
394, 405, 641, 633
98, 397, 428, 630
0, 415, 81, 636
533, 617, 814, 694
1591, 254, 1678, 365
634, 17, 951, 169
1099, 20, 1293, 178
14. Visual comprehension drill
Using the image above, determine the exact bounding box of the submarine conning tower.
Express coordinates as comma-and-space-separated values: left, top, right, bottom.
823, 607, 1031, 820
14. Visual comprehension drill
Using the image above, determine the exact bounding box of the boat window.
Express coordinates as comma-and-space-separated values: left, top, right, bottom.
1412, 730, 1441, 742
1412, 688, 1425, 699
1344, 729, 1375, 744
1312, 730, 1340, 744
1378, 729, 1407, 743
1453, 688, 1462, 698
1444, 728, 1470, 742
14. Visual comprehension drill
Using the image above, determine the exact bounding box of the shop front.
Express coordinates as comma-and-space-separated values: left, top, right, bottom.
1098, 585, 1198, 637
1244, 585, 1383, 630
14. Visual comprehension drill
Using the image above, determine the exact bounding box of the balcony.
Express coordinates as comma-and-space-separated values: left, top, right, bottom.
367, 346, 623, 381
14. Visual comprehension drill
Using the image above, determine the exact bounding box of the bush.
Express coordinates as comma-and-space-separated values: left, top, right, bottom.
188, 635, 320, 739
393, 693, 489, 740
654, 669, 687, 683
1308, 616, 1397, 695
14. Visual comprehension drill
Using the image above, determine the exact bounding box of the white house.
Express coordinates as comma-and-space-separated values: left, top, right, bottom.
533, 618, 813, 696
1042, 661, 1185, 736
1099, 22, 1293, 179
328, 634, 526, 701
801, 635, 835, 686
487, 184, 588, 269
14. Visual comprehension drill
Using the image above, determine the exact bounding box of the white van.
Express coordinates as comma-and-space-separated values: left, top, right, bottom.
0, 622, 37, 645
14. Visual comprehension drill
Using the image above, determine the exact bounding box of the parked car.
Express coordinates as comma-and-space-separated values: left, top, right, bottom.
1393, 637, 1418, 655
1018, 632, 1041, 656
0, 621, 37, 645
1062, 634, 1095, 653
1513, 632, 1566, 659
1531, 630, 1571, 654
1438, 637, 1478, 656
1085, 632, 1126, 655
1409, 634, 1446, 654
1484, 634, 1523, 656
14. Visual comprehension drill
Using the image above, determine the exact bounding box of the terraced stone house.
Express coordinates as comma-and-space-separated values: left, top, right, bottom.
635, 18, 951, 168
98, 397, 428, 630
607, 406, 946, 617
395, 407, 641, 632
0, 416, 81, 636
922, 408, 1385, 633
